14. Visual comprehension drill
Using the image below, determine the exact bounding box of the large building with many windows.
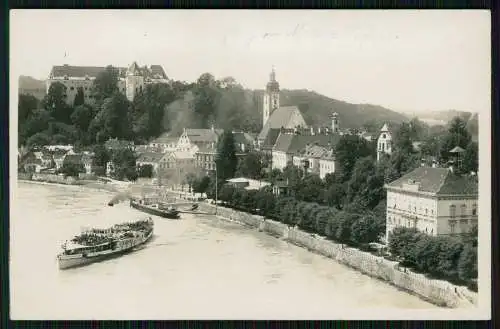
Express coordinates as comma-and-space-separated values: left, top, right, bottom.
384, 167, 478, 242
46, 62, 169, 104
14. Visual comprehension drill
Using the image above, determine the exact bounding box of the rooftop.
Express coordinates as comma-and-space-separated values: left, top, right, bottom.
385, 167, 478, 196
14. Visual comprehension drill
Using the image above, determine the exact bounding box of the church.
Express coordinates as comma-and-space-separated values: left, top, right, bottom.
257, 68, 308, 147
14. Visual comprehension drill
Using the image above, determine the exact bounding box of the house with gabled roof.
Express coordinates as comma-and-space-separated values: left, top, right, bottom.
136, 152, 165, 175
271, 131, 341, 171
177, 126, 223, 157
384, 167, 478, 242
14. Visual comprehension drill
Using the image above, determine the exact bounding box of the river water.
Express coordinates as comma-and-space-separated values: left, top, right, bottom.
10, 182, 437, 319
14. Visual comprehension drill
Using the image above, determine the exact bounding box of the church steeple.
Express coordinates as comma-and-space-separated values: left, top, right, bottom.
263, 66, 280, 127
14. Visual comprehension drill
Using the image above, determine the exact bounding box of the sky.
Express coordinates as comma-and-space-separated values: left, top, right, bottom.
10, 10, 491, 113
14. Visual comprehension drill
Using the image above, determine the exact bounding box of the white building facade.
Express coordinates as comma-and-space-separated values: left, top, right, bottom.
385, 167, 478, 242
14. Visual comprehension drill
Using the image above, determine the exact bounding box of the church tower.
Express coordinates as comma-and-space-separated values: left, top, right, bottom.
331, 112, 340, 133
263, 67, 280, 127
126, 62, 144, 101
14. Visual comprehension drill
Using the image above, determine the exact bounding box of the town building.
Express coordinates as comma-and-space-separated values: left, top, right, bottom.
46, 62, 169, 104
177, 127, 223, 155
257, 68, 307, 147
376, 123, 393, 162
136, 152, 165, 175
384, 166, 478, 242
81, 153, 95, 175
147, 133, 179, 153
271, 129, 341, 171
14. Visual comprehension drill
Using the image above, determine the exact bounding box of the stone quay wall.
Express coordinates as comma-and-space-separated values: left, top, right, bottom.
195, 201, 476, 309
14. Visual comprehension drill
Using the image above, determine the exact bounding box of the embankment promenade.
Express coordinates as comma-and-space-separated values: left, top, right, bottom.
17, 173, 129, 194
185, 197, 477, 309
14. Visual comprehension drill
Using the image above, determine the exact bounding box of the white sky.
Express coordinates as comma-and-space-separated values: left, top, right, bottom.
10, 10, 490, 113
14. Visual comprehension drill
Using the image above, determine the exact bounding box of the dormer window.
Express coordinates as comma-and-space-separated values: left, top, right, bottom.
64, 75, 69, 80
382, 134, 386, 138
85, 75, 90, 80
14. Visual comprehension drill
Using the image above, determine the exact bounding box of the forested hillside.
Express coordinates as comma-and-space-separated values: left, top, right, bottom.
17, 68, 426, 148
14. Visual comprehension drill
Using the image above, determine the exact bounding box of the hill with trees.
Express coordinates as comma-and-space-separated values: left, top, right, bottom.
18, 68, 413, 148
18, 75, 46, 100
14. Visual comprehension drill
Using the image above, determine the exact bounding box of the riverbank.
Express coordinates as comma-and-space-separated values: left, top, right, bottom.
17, 175, 130, 194
189, 201, 477, 309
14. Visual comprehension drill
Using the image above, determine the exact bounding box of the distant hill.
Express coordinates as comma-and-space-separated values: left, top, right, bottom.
164, 88, 409, 135
403, 109, 476, 126
19, 75, 46, 100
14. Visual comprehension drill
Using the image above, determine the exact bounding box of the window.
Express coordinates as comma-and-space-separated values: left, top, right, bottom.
382, 143, 385, 151
449, 220, 456, 234
382, 134, 386, 139
460, 204, 467, 217
70, 87, 74, 91
472, 204, 477, 215
425, 208, 428, 215
450, 205, 456, 217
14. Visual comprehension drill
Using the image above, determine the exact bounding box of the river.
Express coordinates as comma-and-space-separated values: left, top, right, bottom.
10, 182, 437, 319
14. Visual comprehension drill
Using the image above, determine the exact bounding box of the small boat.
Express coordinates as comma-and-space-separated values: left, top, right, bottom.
57, 217, 154, 270
129, 199, 180, 219
108, 202, 114, 207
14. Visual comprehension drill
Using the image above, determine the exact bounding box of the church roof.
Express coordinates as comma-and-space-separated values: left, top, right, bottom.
128, 62, 141, 75
385, 167, 478, 195
258, 106, 306, 141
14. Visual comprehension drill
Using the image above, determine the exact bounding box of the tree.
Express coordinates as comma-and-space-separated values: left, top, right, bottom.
463, 141, 478, 173
192, 73, 220, 127
26, 131, 51, 147
349, 212, 385, 245
192, 175, 211, 194
43, 82, 71, 124
60, 161, 84, 177
458, 244, 478, 281
71, 104, 94, 143
296, 173, 324, 203
93, 65, 119, 99
18, 94, 39, 125
335, 135, 373, 182
236, 151, 263, 179
440, 116, 472, 163
215, 130, 238, 181
73, 87, 85, 107
346, 156, 382, 209
111, 148, 136, 181
100, 93, 133, 140
394, 122, 414, 154
138, 164, 154, 178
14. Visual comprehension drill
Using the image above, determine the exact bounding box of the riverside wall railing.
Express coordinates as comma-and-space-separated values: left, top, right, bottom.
193, 201, 477, 309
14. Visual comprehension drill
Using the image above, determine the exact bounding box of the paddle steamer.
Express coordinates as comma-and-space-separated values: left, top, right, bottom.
57, 217, 154, 270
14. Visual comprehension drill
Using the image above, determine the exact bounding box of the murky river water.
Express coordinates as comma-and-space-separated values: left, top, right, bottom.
11, 182, 437, 319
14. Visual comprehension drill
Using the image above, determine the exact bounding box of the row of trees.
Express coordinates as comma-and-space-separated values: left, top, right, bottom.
388, 227, 477, 290
207, 184, 386, 248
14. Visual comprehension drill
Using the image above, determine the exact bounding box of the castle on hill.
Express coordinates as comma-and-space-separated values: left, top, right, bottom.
46, 62, 169, 104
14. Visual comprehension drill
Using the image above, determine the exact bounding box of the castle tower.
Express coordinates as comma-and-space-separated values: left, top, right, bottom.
126, 62, 144, 101
331, 112, 339, 133
263, 66, 280, 127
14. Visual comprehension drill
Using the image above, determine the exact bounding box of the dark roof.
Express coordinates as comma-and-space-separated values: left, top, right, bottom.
137, 152, 164, 163
105, 138, 134, 150
50, 65, 127, 78
151, 133, 178, 144
261, 128, 281, 149
50, 64, 167, 80
258, 106, 307, 141
273, 133, 341, 154
385, 167, 478, 195
298, 144, 331, 158
63, 154, 83, 165
185, 129, 223, 143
